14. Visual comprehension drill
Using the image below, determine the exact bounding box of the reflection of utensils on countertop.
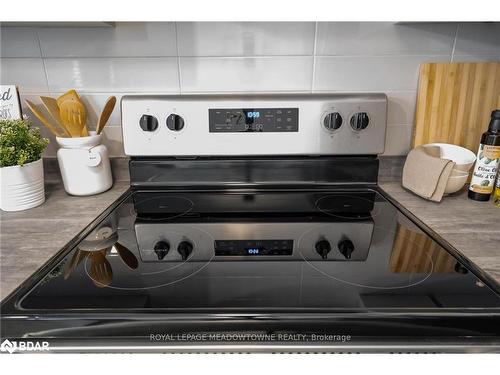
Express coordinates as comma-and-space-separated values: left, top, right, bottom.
89, 248, 113, 288
114, 242, 138, 270
63, 226, 139, 285
59, 99, 87, 137
25, 100, 66, 137
39, 96, 71, 137
64, 249, 86, 280
96, 96, 116, 135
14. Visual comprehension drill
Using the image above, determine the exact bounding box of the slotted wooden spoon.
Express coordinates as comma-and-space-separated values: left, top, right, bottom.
59, 99, 87, 137
89, 249, 113, 288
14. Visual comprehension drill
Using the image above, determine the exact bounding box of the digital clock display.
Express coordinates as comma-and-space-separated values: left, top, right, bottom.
245, 111, 260, 119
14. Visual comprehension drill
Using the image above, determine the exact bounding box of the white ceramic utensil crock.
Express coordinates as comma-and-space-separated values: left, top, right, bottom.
56, 131, 112, 196
0, 158, 45, 211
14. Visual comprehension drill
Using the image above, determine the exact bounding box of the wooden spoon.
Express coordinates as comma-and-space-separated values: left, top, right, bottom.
96, 96, 116, 135
39, 96, 71, 137
114, 242, 138, 270
59, 99, 87, 137
25, 100, 65, 137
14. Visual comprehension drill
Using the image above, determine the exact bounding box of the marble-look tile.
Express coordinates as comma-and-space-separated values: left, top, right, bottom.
0, 27, 41, 57
177, 22, 315, 56
38, 22, 177, 58
316, 22, 456, 56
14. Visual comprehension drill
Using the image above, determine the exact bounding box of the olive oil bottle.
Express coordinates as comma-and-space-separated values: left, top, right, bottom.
468, 110, 500, 201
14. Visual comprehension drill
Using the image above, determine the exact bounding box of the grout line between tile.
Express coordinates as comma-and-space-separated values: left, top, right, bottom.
34, 28, 50, 93
174, 22, 183, 94
450, 23, 460, 63
311, 22, 318, 93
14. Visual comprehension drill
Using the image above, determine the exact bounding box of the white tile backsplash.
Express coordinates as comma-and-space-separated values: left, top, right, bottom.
100, 126, 124, 157
453, 23, 500, 57
0, 27, 41, 57
180, 57, 313, 92
316, 22, 456, 56
177, 22, 315, 56
37, 23, 177, 58
386, 91, 417, 125
0, 58, 48, 92
314, 55, 449, 91
383, 124, 414, 156
78, 93, 123, 128
44, 58, 179, 92
1, 21, 499, 157
451, 55, 500, 62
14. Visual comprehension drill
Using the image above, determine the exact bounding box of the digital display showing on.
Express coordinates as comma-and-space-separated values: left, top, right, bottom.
209, 108, 298, 133
215, 240, 293, 256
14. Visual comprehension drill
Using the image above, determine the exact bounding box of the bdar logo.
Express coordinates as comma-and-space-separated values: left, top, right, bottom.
0, 339, 49, 353
1, 339, 16, 354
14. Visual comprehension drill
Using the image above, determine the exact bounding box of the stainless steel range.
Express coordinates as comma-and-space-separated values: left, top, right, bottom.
2, 94, 499, 353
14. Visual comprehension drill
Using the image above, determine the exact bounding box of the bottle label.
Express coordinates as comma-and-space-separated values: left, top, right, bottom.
469, 144, 500, 194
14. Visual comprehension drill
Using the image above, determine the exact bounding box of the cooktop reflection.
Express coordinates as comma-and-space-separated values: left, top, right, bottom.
16, 189, 500, 311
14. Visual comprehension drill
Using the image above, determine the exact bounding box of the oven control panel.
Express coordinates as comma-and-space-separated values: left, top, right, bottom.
121, 93, 387, 156
209, 108, 299, 133
134, 221, 373, 262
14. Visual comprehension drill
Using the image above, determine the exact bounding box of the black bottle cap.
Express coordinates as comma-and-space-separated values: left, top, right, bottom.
489, 109, 500, 133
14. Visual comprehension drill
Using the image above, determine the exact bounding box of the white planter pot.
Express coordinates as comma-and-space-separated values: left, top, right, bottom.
0, 158, 45, 211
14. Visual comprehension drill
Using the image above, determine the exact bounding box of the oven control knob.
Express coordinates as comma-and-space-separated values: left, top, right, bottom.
139, 114, 159, 131
315, 240, 331, 260
166, 113, 185, 131
350, 112, 369, 131
338, 239, 354, 259
177, 241, 193, 261
153, 240, 170, 260
323, 112, 343, 131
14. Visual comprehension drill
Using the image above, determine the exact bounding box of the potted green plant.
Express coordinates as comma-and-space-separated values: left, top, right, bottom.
0, 118, 49, 211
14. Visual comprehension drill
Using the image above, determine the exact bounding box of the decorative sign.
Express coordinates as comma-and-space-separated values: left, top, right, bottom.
0, 85, 22, 120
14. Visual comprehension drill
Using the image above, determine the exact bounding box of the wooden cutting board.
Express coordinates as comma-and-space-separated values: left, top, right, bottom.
413, 62, 500, 151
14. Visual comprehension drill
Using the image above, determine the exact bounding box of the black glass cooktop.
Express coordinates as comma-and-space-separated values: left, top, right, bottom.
8, 189, 500, 312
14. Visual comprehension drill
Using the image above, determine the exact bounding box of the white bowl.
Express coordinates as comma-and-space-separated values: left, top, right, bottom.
444, 174, 469, 194
450, 168, 470, 177
423, 143, 476, 172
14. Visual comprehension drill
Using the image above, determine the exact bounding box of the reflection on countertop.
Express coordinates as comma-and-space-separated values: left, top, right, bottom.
380, 181, 500, 285
0, 180, 129, 300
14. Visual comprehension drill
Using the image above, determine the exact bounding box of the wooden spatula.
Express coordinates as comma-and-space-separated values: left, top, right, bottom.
96, 96, 116, 135
56, 89, 80, 107
59, 99, 87, 137
89, 249, 113, 288
39, 96, 71, 137
25, 100, 65, 137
